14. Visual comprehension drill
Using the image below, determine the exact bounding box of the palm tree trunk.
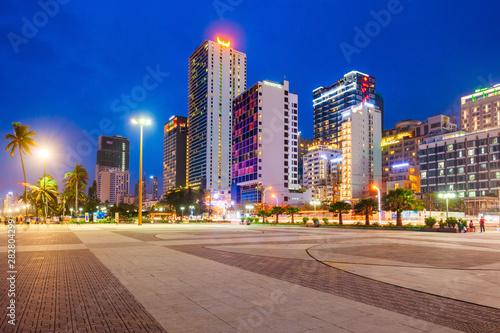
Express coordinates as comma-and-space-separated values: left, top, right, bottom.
397, 211, 402, 226
291, 214, 294, 224
339, 212, 343, 225
365, 210, 370, 226
75, 180, 78, 215
18, 148, 28, 220
276, 214, 279, 224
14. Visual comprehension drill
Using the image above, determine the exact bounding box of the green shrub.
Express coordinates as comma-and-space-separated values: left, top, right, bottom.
438, 219, 447, 227
302, 217, 309, 224
322, 217, 329, 225
253, 217, 259, 223
446, 217, 458, 228
372, 222, 381, 227
312, 217, 319, 224
424, 217, 437, 228
388, 222, 395, 227
354, 221, 364, 226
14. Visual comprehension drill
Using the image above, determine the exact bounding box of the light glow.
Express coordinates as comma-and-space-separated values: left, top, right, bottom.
217, 37, 231, 47
392, 162, 410, 169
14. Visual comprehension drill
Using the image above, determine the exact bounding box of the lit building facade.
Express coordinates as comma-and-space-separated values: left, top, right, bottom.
303, 145, 342, 201
187, 38, 246, 191
313, 71, 376, 144
231, 80, 310, 205
461, 84, 500, 132
148, 176, 159, 201
340, 103, 382, 199
298, 136, 314, 186
419, 127, 500, 215
163, 116, 187, 194
95, 135, 130, 204
382, 115, 458, 194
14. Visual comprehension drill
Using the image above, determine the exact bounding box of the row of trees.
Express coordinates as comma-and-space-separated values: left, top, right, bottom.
5, 122, 92, 218
252, 188, 422, 226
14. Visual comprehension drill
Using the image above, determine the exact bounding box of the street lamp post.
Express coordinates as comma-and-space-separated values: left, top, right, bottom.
272, 194, 279, 206
180, 206, 185, 220
245, 204, 254, 215
438, 193, 456, 220
260, 185, 272, 207
131, 118, 152, 226
310, 200, 320, 217
373, 185, 381, 225
39, 149, 50, 223
189, 205, 195, 219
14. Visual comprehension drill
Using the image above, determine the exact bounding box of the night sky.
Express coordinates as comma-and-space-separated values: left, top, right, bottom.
2, 0, 500, 199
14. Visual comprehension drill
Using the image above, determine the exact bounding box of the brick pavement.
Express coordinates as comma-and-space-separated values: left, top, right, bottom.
170, 244, 500, 332
0, 246, 165, 332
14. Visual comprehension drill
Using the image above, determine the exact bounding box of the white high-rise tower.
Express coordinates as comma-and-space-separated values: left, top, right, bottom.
187, 37, 247, 191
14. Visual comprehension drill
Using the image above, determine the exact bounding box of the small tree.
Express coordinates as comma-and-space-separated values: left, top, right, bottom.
353, 198, 378, 226
270, 206, 286, 224
383, 188, 418, 227
257, 210, 270, 223
424, 216, 437, 228
322, 217, 329, 225
312, 217, 319, 225
286, 206, 301, 224
329, 201, 352, 225
302, 217, 309, 224
446, 217, 458, 228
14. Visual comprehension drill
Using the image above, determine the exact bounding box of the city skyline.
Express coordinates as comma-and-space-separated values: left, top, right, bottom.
2, 1, 500, 197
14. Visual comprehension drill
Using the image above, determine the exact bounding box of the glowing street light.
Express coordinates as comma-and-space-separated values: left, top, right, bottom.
245, 204, 254, 214
180, 206, 185, 220
438, 193, 456, 219
272, 194, 279, 206
372, 185, 381, 225
39, 149, 51, 222
310, 200, 321, 217
259, 185, 272, 206
131, 117, 152, 226
189, 205, 195, 217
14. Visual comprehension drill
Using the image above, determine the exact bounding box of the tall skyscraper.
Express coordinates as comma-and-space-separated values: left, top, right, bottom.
298, 135, 314, 186
148, 176, 159, 201
313, 71, 376, 144
187, 37, 247, 191
163, 116, 187, 194
95, 135, 130, 204
460, 84, 500, 131
231, 80, 311, 205
312, 71, 382, 201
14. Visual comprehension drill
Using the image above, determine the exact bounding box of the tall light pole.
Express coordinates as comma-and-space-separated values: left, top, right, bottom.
39, 149, 50, 222
310, 200, 320, 217
438, 193, 456, 219
180, 206, 185, 220
260, 185, 272, 207
373, 185, 381, 225
272, 194, 279, 206
245, 204, 254, 215
131, 118, 152, 226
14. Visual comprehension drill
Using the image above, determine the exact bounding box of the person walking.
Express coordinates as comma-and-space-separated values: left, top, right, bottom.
479, 217, 486, 232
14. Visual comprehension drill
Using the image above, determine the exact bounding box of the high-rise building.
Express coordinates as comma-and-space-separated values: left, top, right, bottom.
313, 71, 376, 144
148, 176, 159, 201
163, 116, 187, 194
312, 71, 381, 201
460, 84, 500, 132
134, 178, 146, 197
298, 136, 314, 186
382, 115, 457, 194
340, 103, 382, 199
419, 126, 500, 215
95, 135, 130, 204
187, 37, 247, 191
3, 192, 14, 215
231, 79, 311, 205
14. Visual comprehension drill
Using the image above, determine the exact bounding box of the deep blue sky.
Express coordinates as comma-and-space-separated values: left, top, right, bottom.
2, 0, 500, 199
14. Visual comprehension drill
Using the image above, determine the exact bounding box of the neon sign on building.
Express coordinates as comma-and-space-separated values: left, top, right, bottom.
217, 37, 230, 47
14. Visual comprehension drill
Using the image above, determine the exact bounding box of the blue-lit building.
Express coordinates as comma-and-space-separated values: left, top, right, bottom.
313, 71, 377, 144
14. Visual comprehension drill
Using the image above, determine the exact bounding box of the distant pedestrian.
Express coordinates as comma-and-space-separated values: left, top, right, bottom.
479, 217, 486, 232
469, 220, 476, 232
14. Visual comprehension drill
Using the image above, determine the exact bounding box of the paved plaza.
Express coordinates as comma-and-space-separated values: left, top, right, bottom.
1, 223, 500, 332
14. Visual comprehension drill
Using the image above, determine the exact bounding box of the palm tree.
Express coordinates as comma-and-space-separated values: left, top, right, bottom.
257, 210, 270, 223
31, 175, 59, 216
64, 163, 89, 214
329, 201, 352, 225
4, 122, 37, 219
383, 188, 418, 226
269, 206, 286, 224
354, 198, 378, 226
286, 206, 301, 224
